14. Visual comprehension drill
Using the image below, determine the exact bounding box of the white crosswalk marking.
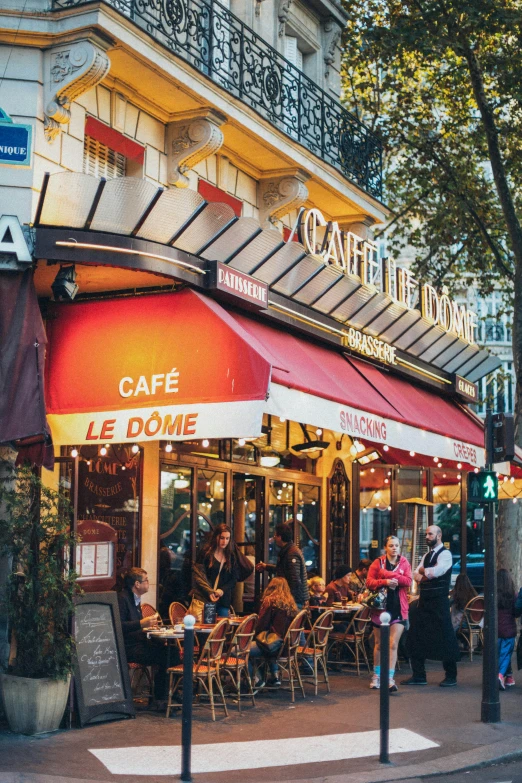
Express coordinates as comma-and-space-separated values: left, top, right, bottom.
90, 728, 438, 775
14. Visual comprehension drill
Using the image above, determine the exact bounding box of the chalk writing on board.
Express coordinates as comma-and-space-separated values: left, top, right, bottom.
75, 604, 124, 705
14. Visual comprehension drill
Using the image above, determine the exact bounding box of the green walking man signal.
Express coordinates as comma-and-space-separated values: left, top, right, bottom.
467, 471, 498, 503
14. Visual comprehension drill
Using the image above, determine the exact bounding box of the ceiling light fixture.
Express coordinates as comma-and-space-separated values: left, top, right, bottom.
51, 264, 79, 301
355, 448, 380, 465
292, 422, 329, 456
258, 446, 281, 467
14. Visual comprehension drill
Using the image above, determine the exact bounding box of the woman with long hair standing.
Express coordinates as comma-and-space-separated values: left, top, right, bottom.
192, 523, 239, 618
366, 535, 412, 692
248, 576, 297, 688
449, 573, 477, 631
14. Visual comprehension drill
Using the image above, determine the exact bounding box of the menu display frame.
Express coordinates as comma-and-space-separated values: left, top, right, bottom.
73, 592, 135, 727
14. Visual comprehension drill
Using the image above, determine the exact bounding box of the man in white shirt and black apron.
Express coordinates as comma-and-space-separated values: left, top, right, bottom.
403, 525, 460, 687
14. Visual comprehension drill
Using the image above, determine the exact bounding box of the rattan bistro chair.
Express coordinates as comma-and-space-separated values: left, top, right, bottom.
166, 618, 230, 721
327, 605, 372, 675
298, 609, 334, 695
457, 595, 484, 661
274, 609, 308, 702
168, 601, 187, 625
220, 613, 258, 711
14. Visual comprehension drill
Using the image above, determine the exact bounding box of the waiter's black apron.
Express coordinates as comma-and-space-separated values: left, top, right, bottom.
408, 548, 459, 662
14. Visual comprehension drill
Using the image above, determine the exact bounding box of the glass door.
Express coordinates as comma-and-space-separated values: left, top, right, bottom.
232, 473, 263, 610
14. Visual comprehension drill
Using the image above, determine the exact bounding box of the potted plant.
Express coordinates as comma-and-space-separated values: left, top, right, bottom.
0, 462, 80, 735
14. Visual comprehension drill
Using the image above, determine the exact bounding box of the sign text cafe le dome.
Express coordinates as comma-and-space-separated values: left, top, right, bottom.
291, 208, 478, 345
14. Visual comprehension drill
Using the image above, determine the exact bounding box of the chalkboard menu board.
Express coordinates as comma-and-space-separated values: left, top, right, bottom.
73, 592, 135, 727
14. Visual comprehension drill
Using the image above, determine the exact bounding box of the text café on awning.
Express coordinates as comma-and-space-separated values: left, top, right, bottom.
20, 172, 502, 602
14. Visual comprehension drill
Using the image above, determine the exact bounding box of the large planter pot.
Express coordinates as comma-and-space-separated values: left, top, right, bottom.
0, 672, 71, 735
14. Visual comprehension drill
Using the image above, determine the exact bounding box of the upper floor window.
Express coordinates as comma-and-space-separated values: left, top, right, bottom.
284, 35, 304, 71
83, 136, 126, 180
477, 291, 512, 344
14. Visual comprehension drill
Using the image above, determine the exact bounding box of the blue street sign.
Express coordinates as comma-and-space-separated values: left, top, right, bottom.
0, 108, 32, 167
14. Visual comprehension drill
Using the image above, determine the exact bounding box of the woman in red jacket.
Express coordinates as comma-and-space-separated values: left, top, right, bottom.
366, 535, 412, 692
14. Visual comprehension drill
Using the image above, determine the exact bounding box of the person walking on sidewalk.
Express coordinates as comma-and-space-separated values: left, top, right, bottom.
366, 536, 412, 692
497, 568, 519, 690
403, 525, 460, 687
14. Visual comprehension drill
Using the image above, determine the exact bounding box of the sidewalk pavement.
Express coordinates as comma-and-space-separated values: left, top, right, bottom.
1, 656, 522, 783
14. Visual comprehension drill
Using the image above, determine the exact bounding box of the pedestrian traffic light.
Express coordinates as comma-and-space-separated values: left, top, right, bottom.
467, 471, 498, 503
492, 413, 515, 462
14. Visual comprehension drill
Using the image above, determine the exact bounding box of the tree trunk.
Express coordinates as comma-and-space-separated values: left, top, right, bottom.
497, 501, 522, 587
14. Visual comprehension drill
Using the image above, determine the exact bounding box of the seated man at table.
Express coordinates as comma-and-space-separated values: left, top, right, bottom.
118, 567, 176, 706
346, 559, 371, 601
325, 564, 354, 605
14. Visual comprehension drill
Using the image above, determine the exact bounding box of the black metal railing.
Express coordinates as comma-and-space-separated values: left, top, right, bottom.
53, 0, 383, 199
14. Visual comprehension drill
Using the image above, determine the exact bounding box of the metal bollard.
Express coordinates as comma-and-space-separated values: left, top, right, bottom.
379, 612, 391, 765
181, 614, 195, 782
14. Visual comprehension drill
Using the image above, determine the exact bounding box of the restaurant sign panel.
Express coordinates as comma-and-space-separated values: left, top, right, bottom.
0, 108, 32, 167
45, 289, 271, 444
266, 382, 485, 467
207, 260, 268, 309
453, 374, 479, 404
290, 208, 478, 345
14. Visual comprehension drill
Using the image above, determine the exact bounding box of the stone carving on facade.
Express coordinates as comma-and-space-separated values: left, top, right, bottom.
44, 41, 111, 141
258, 173, 309, 228
167, 111, 226, 188
278, 0, 294, 36
323, 18, 342, 83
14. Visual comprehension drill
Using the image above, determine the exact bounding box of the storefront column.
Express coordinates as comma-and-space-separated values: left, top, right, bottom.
141, 441, 160, 605
0, 447, 16, 670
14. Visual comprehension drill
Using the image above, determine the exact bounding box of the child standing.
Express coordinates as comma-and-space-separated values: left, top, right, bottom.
497, 568, 517, 690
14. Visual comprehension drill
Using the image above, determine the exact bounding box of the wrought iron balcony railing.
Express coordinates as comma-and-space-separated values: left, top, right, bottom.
53, 0, 383, 199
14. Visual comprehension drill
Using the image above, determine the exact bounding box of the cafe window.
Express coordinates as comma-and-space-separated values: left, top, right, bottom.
69, 444, 141, 589
395, 467, 428, 567
268, 479, 295, 564
359, 466, 392, 561
433, 468, 462, 558
197, 469, 226, 534
298, 484, 320, 574
175, 439, 222, 460
160, 465, 193, 572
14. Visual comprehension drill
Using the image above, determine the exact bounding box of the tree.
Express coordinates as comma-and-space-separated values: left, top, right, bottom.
341, 0, 522, 579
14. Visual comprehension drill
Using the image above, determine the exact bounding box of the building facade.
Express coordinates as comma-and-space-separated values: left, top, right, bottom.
0, 0, 503, 612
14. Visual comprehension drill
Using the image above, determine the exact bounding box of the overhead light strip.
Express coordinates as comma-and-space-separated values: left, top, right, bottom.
396, 357, 452, 384
268, 299, 346, 337
55, 241, 206, 275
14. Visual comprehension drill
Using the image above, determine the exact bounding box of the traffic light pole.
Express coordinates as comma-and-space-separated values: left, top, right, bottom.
481, 409, 500, 723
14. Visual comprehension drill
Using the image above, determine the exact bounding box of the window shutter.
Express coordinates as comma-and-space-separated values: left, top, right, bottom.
83, 136, 126, 180
284, 36, 303, 70
284, 35, 298, 65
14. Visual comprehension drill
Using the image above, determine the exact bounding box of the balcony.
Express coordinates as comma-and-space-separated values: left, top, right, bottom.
53, 0, 383, 200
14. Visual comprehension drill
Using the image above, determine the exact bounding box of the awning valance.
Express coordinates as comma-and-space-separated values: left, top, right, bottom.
231, 312, 485, 468
45, 289, 271, 445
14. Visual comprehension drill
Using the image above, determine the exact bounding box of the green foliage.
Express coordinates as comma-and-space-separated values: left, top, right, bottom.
0, 464, 80, 679
341, 0, 522, 298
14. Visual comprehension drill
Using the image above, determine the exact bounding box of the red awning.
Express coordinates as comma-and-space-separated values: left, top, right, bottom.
231, 312, 485, 468
45, 289, 271, 445
0, 270, 54, 468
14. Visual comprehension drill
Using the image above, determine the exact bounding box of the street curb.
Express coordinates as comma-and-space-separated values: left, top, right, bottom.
288, 734, 522, 783
1, 735, 522, 783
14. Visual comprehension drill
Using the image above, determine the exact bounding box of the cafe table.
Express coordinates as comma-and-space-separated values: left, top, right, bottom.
147, 617, 243, 674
